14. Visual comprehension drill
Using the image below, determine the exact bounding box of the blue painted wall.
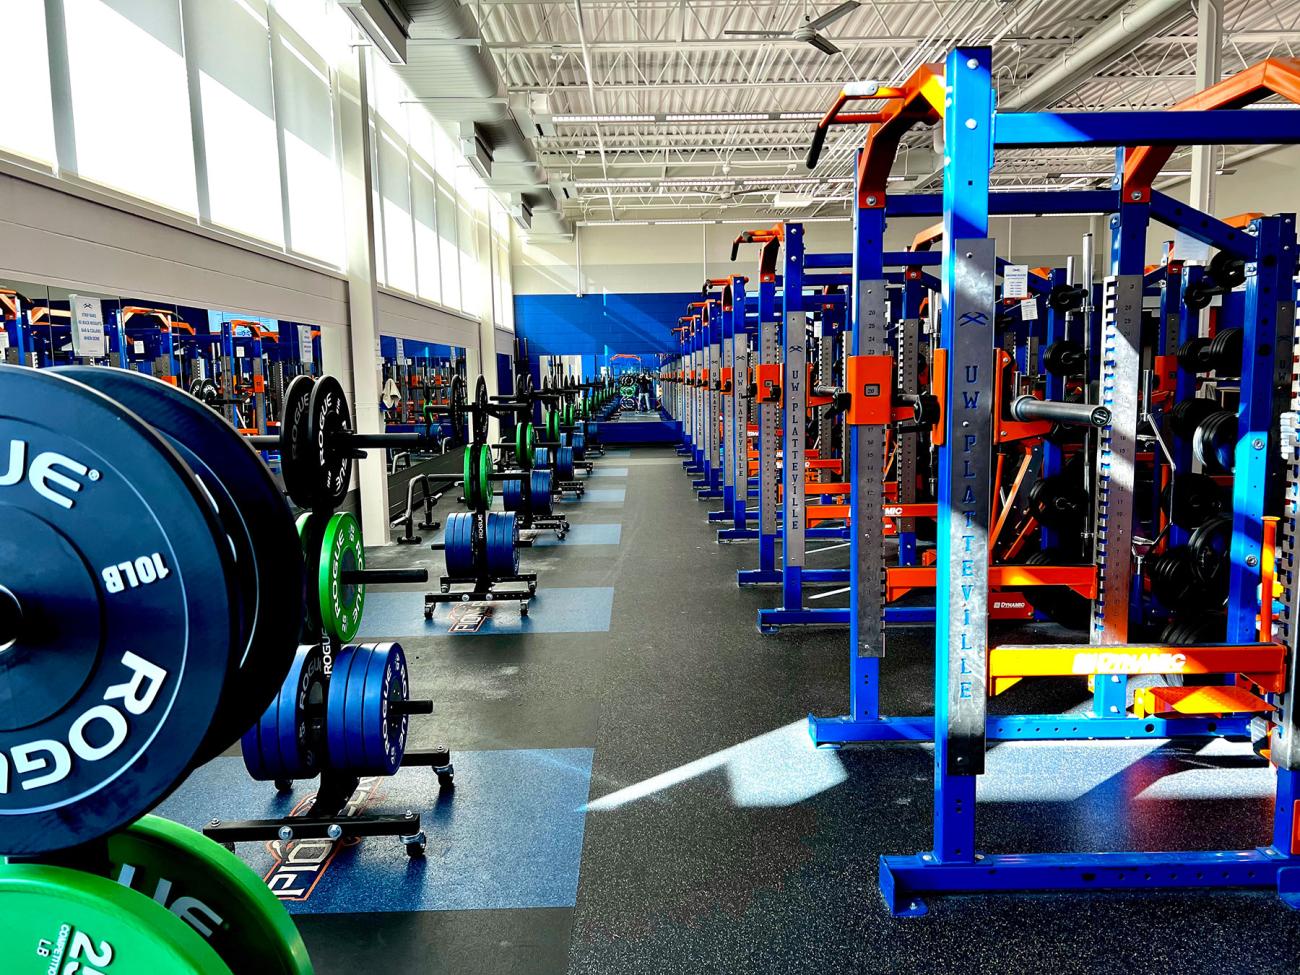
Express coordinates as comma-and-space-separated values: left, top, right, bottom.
513, 291, 694, 358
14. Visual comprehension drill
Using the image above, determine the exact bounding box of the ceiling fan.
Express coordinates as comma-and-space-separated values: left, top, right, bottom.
723, 0, 860, 56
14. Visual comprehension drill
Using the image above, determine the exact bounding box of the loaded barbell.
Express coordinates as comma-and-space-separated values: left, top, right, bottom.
247, 373, 497, 510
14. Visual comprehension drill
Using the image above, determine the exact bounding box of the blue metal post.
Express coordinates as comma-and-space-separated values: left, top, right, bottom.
931, 46, 995, 865
752, 265, 781, 580
1228, 216, 1295, 640
780, 223, 807, 612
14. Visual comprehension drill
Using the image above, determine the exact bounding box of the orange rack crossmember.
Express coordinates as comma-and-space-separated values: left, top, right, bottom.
1124, 57, 1300, 200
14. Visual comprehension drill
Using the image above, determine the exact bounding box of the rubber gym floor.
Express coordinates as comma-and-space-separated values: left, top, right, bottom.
165, 446, 1300, 974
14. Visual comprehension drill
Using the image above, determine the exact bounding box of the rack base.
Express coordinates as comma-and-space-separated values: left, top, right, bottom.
880, 847, 1300, 917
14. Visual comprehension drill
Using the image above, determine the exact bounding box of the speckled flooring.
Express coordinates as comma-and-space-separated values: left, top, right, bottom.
301, 446, 1300, 975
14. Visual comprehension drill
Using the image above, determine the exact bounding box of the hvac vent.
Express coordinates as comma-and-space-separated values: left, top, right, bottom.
338, 0, 408, 64
458, 123, 493, 180
509, 199, 533, 231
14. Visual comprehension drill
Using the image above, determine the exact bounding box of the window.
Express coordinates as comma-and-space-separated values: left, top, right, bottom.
455, 164, 481, 316
434, 123, 462, 310
269, 3, 344, 264
368, 49, 416, 294
0, 2, 56, 166
63, 0, 198, 213
183, 0, 284, 244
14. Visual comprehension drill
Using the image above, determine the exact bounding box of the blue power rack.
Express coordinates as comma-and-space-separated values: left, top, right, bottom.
814, 46, 1300, 915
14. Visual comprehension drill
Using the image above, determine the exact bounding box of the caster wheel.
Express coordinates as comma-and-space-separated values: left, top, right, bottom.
403, 832, 427, 858
222, 843, 236, 853
274, 778, 292, 793
424, 611, 433, 620
520, 605, 530, 617
436, 766, 455, 789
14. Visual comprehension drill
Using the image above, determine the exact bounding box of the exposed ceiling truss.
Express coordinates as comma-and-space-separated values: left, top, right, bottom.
453, 0, 1300, 221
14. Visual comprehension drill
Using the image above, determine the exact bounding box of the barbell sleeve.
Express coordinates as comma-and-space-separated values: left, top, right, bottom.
347, 432, 435, 447
1010, 395, 1110, 428
340, 568, 430, 585
391, 700, 434, 716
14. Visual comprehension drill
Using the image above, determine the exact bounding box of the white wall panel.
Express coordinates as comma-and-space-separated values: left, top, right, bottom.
0, 167, 347, 325
377, 288, 478, 348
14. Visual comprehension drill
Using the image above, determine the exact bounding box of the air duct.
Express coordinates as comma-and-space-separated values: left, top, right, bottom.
999, 0, 1192, 112
397, 0, 572, 237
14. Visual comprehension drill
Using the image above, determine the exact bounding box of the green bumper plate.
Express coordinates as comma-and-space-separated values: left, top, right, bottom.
108, 815, 313, 975
0, 862, 232, 973
319, 511, 365, 643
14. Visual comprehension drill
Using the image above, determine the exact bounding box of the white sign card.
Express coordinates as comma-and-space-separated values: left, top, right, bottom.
1173, 230, 1212, 264
1003, 264, 1029, 300
69, 295, 106, 358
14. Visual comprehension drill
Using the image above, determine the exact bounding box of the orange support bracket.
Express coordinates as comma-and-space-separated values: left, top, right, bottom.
1134, 684, 1275, 719
1262, 516, 1280, 643
805, 73, 945, 211
730, 224, 784, 282
844, 354, 894, 425
755, 363, 782, 405
911, 222, 943, 252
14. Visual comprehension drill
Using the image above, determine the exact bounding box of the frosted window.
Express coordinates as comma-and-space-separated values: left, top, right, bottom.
455, 166, 479, 316
270, 10, 344, 265
0, 2, 56, 166
436, 178, 460, 310
270, 0, 344, 63
377, 127, 415, 292
63, 0, 197, 213
183, 0, 284, 245
411, 157, 441, 304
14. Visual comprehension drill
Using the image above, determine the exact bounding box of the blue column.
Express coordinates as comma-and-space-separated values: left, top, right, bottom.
1227, 216, 1295, 641
933, 46, 994, 862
